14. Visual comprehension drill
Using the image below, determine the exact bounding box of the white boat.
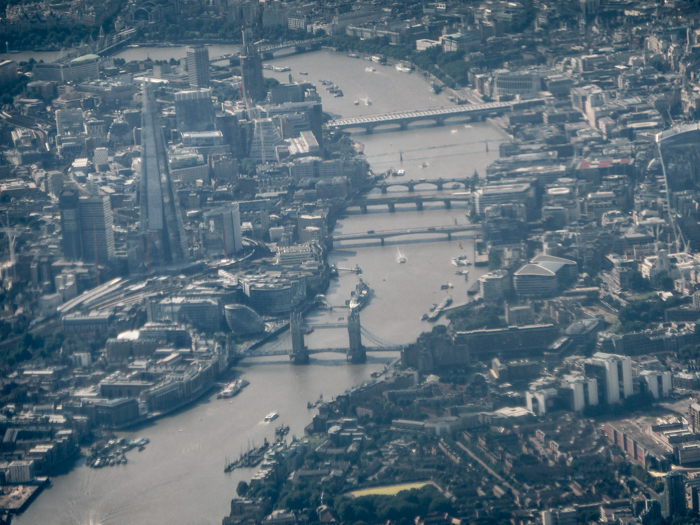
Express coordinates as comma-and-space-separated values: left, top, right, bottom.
365, 99, 372, 106
396, 249, 406, 264
451, 255, 469, 267
365, 67, 376, 73
348, 53, 359, 58
273, 66, 291, 72
264, 412, 279, 422
396, 63, 412, 73
354, 100, 360, 105
396, 169, 405, 176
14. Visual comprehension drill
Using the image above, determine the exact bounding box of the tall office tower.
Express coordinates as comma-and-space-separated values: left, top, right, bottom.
139, 83, 190, 265
657, 125, 700, 198
186, 46, 211, 89
78, 195, 115, 266
174, 89, 215, 132
661, 472, 686, 519
59, 189, 83, 260
204, 203, 243, 258
239, 29, 264, 102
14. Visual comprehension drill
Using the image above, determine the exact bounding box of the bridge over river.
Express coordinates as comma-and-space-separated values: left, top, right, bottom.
352, 191, 473, 213
325, 101, 513, 133
246, 310, 403, 364
210, 37, 326, 63
328, 224, 481, 245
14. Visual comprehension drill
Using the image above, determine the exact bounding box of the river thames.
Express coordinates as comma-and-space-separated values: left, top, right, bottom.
14, 48, 507, 525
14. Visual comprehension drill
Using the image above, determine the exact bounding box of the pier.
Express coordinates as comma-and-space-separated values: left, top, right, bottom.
325, 101, 513, 133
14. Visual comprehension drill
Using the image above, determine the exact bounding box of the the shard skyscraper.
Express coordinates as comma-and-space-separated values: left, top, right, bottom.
139, 82, 190, 265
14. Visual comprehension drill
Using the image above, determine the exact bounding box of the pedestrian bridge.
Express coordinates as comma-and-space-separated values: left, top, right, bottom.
325, 101, 513, 133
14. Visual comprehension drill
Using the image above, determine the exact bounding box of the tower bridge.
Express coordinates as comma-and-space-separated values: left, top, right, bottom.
325, 101, 513, 133
210, 37, 327, 63
248, 310, 402, 363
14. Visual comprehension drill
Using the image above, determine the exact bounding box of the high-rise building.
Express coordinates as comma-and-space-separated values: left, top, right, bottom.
203, 203, 243, 258
239, 29, 264, 102
186, 46, 211, 89
661, 472, 686, 519
583, 352, 633, 404
174, 89, 215, 132
59, 189, 83, 260
78, 195, 115, 265
139, 83, 190, 265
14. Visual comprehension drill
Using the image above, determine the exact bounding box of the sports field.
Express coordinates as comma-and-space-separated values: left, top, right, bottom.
349, 481, 433, 498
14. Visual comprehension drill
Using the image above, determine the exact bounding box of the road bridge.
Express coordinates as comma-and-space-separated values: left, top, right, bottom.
354, 192, 472, 213
210, 37, 326, 63
248, 310, 402, 363
373, 177, 470, 193
329, 224, 481, 245
325, 101, 513, 133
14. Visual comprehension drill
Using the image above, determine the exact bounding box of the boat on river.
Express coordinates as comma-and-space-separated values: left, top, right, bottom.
349, 279, 370, 310
264, 412, 279, 422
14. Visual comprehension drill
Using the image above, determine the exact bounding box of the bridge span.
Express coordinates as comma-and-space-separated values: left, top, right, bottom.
373, 177, 470, 193
354, 192, 472, 213
325, 101, 513, 133
246, 310, 403, 363
210, 37, 326, 63
329, 224, 481, 245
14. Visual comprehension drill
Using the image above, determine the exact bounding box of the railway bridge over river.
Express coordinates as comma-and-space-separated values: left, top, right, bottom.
325, 101, 513, 133
328, 224, 481, 245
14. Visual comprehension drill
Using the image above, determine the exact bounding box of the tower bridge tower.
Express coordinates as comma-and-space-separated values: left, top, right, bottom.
290, 311, 309, 364
347, 308, 366, 363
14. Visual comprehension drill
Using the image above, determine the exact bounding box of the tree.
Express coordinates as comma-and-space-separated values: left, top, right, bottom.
236, 481, 249, 497
627, 270, 651, 292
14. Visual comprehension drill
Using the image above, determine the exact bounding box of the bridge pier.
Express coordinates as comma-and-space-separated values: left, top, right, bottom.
388, 203, 395, 212
407, 182, 415, 192
447, 232, 452, 241
416, 199, 423, 211
444, 199, 452, 209
262, 52, 274, 60
365, 125, 374, 134
380, 237, 385, 246
436, 179, 444, 191
360, 204, 368, 214
347, 309, 366, 363
290, 312, 309, 365
380, 184, 388, 194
